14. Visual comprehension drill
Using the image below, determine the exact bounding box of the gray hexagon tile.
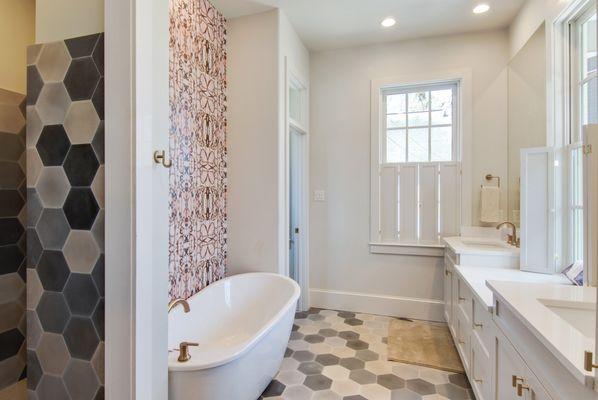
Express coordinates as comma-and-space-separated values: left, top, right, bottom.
36, 41, 72, 83
26, 106, 43, 148
35, 82, 72, 125
36, 209, 70, 250
63, 359, 100, 400
91, 165, 104, 209
26, 148, 42, 187
36, 167, 70, 207
36, 333, 70, 375
64, 101, 100, 144
63, 231, 100, 273
260, 309, 474, 400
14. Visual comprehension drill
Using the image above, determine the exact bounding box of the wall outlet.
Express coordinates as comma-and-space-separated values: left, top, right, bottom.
313, 190, 326, 202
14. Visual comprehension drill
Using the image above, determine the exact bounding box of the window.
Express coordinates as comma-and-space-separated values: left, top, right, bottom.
383, 84, 458, 163
568, 4, 596, 265
373, 81, 461, 249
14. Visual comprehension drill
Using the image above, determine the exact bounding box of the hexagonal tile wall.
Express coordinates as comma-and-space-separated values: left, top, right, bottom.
259, 309, 475, 400
0, 89, 27, 391
27, 33, 104, 400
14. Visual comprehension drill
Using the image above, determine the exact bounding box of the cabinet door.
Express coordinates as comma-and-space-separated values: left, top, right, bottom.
471, 338, 491, 400
495, 334, 527, 400
444, 256, 453, 328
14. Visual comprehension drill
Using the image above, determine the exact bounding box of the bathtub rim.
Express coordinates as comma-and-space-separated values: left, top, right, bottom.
168, 272, 300, 372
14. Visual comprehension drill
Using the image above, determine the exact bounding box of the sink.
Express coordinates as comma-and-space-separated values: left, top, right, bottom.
539, 298, 596, 339
459, 239, 512, 249
444, 236, 520, 268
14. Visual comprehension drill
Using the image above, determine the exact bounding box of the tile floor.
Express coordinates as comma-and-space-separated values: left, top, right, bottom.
260, 309, 474, 400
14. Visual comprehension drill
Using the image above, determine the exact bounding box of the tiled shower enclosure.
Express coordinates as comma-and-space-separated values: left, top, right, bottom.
0, 89, 27, 392
26, 34, 105, 399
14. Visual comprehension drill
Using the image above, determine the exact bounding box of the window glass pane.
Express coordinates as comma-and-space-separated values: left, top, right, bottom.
407, 128, 429, 162
408, 92, 429, 112
407, 112, 429, 127
573, 208, 584, 262
582, 13, 597, 78
431, 127, 452, 161
431, 110, 452, 125
387, 113, 406, 128
386, 129, 406, 163
387, 94, 406, 114
431, 89, 452, 110
582, 77, 598, 125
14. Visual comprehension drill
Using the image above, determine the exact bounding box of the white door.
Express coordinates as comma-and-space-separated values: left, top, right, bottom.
289, 126, 301, 281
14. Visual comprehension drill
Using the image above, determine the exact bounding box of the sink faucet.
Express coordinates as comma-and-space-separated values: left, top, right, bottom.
168, 298, 190, 313
496, 221, 519, 248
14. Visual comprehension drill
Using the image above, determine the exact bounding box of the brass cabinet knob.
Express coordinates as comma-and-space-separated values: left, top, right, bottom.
585, 351, 598, 372
178, 341, 199, 362
511, 375, 524, 387
517, 383, 530, 396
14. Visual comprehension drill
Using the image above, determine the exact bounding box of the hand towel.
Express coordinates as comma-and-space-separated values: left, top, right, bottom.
480, 186, 500, 223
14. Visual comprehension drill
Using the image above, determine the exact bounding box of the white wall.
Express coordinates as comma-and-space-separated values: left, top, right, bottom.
0, 0, 35, 94
309, 30, 510, 319
36, 0, 104, 43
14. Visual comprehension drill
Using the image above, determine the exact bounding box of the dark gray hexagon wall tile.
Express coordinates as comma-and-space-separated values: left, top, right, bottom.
0, 132, 25, 162
36, 250, 70, 291
0, 218, 24, 246
36, 374, 70, 400
26, 106, 43, 148
64, 58, 100, 101
27, 65, 44, 106
0, 162, 25, 189
0, 273, 25, 304
92, 298, 104, 340
0, 302, 24, 335
36, 333, 70, 375
91, 255, 104, 296
64, 317, 99, 360
65, 34, 101, 58
91, 209, 104, 251
27, 228, 43, 267
26, 148, 42, 187
27, 310, 43, 349
0, 329, 24, 361
92, 77, 104, 120
64, 274, 99, 316
36, 209, 70, 249
91, 341, 104, 385
0, 355, 25, 389
92, 35, 104, 76
91, 166, 104, 209
0, 245, 24, 275
36, 292, 70, 333
36, 125, 70, 166
36, 82, 72, 125
27, 189, 43, 227
0, 190, 25, 217
27, 350, 42, 390
63, 188, 99, 230
36, 167, 70, 207
91, 121, 104, 164
36, 41, 71, 83
64, 358, 100, 400
63, 144, 100, 186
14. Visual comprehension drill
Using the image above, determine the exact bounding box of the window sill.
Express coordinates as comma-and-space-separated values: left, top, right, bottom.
369, 242, 445, 257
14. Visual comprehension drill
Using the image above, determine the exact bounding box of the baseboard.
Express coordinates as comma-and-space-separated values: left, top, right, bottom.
309, 288, 445, 322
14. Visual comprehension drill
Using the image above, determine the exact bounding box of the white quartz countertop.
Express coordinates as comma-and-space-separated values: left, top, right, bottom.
444, 236, 520, 257
487, 280, 596, 385
454, 265, 571, 310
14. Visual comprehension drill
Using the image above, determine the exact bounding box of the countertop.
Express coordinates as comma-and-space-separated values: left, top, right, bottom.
487, 280, 596, 385
444, 236, 520, 257
454, 265, 571, 310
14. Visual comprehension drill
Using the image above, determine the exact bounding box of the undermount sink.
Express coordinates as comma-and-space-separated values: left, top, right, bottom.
539, 298, 596, 339
459, 239, 512, 249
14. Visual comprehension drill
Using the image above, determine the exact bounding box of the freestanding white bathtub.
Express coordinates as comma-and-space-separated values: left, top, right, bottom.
168, 273, 300, 400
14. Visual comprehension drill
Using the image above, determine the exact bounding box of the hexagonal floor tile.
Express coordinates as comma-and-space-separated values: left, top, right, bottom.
448, 374, 471, 389
322, 365, 350, 381
305, 334, 325, 344
292, 350, 315, 362
330, 379, 361, 397
304, 374, 333, 391
377, 374, 405, 390
298, 361, 323, 376
349, 369, 377, 385
64, 101, 100, 145
340, 357, 365, 371
406, 379, 436, 396
276, 370, 305, 386
338, 331, 359, 341
36, 167, 70, 207
63, 231, 100, 273
346, 340, 368, 351
315, 353, 340, 366
435, 383, 470, 400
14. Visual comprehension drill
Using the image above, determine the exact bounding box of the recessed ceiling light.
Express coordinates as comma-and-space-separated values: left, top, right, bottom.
381, 17, 396, 28
473, 3, 490, 14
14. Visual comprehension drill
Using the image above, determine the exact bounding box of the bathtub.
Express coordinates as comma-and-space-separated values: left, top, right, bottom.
168, 273, 300, 400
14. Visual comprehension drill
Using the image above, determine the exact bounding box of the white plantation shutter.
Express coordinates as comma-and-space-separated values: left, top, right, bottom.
439, 163, 461, 237
419, 164, 439, 243
379, 165, 398, 241
399, 164, 418, 242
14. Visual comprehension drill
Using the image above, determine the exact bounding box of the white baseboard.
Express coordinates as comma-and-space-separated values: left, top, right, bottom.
309, 288, 445, 322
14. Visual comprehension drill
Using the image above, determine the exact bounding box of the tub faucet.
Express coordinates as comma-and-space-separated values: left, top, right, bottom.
168, 298, 190, 313
496, 221, 519, 248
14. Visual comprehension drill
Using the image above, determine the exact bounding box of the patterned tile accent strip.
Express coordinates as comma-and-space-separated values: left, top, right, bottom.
260, 309, 475, 400
168, 0, 228, 300
0, 88, 27, 393
27, 34, 104, 400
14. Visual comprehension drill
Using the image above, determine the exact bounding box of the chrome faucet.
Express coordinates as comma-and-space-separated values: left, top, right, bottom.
168, 298, 190, 313
496, 221, 519, 248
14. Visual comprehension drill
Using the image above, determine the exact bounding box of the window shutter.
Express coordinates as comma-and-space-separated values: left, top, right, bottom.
520, 147, 555, 274
379, 165, 398, 242
419, 164, 439, 243
439, 163, 461, 238
399, 165, 418, 242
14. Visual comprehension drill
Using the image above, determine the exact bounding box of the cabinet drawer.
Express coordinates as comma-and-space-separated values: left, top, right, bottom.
455, 310, 471, 373
471, 296, 492, 355
471, 338, 491, 400
456, 277, 472, 323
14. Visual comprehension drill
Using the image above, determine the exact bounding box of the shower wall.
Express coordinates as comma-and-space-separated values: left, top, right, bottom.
0, 89, 27, 392
168, 0, 228, 300
26, 34, 104, 399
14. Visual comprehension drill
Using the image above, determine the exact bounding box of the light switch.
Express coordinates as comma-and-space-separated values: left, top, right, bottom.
314, 190, 326, 202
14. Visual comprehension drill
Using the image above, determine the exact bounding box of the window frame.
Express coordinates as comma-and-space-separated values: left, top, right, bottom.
381, 82, 459, 164
370, 71, 472, 255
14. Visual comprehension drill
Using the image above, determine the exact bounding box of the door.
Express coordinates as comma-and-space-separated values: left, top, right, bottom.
289, 126, 301, 281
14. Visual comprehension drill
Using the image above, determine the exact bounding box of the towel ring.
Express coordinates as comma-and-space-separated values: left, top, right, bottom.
482, 174, 500, 188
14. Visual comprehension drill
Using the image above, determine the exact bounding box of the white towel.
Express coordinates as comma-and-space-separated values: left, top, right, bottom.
480, 186, 500, 223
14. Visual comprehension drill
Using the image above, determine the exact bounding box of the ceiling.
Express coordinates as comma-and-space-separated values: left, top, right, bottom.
211, 0, 527, 51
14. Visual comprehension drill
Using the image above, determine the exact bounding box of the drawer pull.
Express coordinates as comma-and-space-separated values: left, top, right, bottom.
512, 375, 524, 387
473, 322, 483, 329
517, 383, 530, 396
474, 378, 483, 384
458, 297, 466, 302
458, 340, 465, 345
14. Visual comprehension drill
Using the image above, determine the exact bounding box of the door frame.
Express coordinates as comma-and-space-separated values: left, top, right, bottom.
284, 59, 310, 311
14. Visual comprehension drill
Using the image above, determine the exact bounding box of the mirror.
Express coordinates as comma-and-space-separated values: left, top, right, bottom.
507, 23, 547, 227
